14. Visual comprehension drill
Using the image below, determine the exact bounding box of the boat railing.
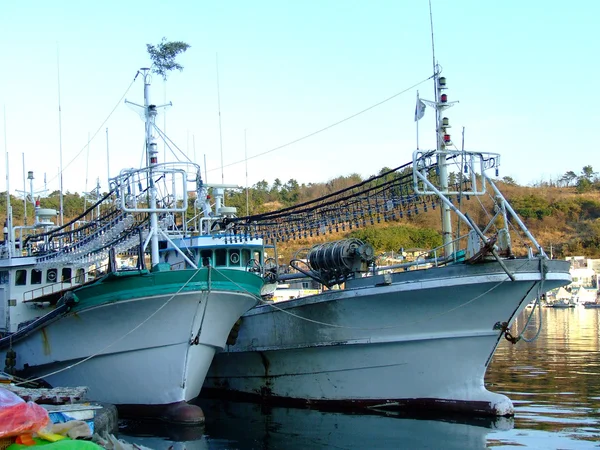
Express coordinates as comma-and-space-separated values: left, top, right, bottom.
413, 149, 547, 260
375, 233, 469, 274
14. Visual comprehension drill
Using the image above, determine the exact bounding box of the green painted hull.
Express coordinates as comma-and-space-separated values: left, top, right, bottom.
68, 267, 264, 311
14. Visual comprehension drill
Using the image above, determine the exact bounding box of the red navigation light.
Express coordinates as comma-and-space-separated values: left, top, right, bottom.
444, 134, 451, 143
441, 94, 448, 103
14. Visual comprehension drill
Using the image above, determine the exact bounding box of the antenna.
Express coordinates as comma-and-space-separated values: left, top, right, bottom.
4, 106, 13, 257
22, 153, 27, 225
57, 43, 64, 226
193, 134, 196, 163
163, 80, 167, 162
245, 129, 249, 216
216, 53, 224, 184
204, 154, 208, 183
429, 0, 437, 105
85, 131, 90, 212
106, 127, 110, 190
415, 90, 421, 149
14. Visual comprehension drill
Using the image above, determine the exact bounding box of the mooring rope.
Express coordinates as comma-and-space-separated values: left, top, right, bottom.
213, 261, 535, 332
14, 266, 204, 386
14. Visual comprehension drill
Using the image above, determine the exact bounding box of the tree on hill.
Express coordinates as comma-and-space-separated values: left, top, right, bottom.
560, 171, 577, 187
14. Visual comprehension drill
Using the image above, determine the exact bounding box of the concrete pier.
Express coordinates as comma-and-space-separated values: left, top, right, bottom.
1, 384, 118, 435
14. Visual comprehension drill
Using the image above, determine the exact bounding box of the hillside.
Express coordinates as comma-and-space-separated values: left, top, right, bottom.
2, 172, 600, 261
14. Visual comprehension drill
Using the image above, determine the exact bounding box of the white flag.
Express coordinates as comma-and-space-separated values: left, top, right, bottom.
414, 96, 426, 122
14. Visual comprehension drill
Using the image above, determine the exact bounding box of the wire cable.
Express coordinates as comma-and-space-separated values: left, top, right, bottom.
39, 71, 141, 191
208, 74, 434, 173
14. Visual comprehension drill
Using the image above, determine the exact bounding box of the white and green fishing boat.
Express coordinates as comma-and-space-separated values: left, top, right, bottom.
0, 65, 267, 423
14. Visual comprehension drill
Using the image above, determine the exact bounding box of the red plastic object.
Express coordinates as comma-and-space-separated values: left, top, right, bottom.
0, 388, 49, 438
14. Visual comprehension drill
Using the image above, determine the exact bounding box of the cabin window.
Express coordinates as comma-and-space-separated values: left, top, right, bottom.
75, 268, 85, 284
31, 269, 42, 285
229, 250, 241, 267
200, 250, 212, 267
15, 270, 27, 286
215, 249, 227, 266
242, 249, 251, 267
62, 268, 72, 282
47, 269, 58, 283
0, 271, 8, 285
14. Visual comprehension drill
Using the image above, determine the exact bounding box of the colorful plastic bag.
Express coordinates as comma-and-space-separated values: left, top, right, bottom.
0, 388, 49, 438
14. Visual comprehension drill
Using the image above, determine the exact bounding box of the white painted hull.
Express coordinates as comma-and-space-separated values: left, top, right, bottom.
204, 259, 571, 415
11, 289, 257, 406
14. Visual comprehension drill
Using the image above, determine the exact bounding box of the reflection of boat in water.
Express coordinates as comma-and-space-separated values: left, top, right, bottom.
119, 420, 208, 450
193, 399, 513, 450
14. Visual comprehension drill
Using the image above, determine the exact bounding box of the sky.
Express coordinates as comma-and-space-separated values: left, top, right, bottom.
0, 0, 598, 199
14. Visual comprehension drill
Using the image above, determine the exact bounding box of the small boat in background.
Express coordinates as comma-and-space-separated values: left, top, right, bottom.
583, 302, 600, 309
549, 299, 576, 308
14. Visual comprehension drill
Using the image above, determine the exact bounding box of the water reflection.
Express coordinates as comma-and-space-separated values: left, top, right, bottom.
119, 307, 600, 449
486, 307, 600, 447
119, 420, 207, 450
203, 400, 514, 449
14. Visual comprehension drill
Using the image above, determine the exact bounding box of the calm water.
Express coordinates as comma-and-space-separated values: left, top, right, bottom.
120, 307, 600, 449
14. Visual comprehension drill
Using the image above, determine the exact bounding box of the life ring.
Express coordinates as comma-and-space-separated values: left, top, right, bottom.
47, 270, 57, 282
230, 253, 240, 264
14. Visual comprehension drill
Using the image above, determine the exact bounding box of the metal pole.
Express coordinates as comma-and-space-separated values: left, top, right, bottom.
57, 44, 64, 226
245, 129, 249, 216
143, 69, 160, 265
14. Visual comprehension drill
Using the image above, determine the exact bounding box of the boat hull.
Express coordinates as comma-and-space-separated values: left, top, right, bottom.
203, 259, 571, 416
3, 268, 261, 419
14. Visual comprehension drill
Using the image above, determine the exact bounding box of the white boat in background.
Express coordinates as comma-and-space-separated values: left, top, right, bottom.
572, 286, 598, 306
546, 286, 576, 308
201, 65, 571, 417
0, 62, 268, 423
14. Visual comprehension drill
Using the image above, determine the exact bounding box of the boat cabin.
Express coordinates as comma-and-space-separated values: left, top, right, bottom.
159, 236, 266, 271
0, 260, 98, 335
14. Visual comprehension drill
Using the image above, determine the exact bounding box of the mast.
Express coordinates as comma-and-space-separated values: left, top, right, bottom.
434, 70, 454, 256
428, 0, 455, 257
142, 68, 161, 265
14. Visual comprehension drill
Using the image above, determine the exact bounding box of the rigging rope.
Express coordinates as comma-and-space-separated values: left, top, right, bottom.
208, 74, 435, 173
14, 264, 204, 386
39, 71, 141, 191
219, 157, 457, 245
